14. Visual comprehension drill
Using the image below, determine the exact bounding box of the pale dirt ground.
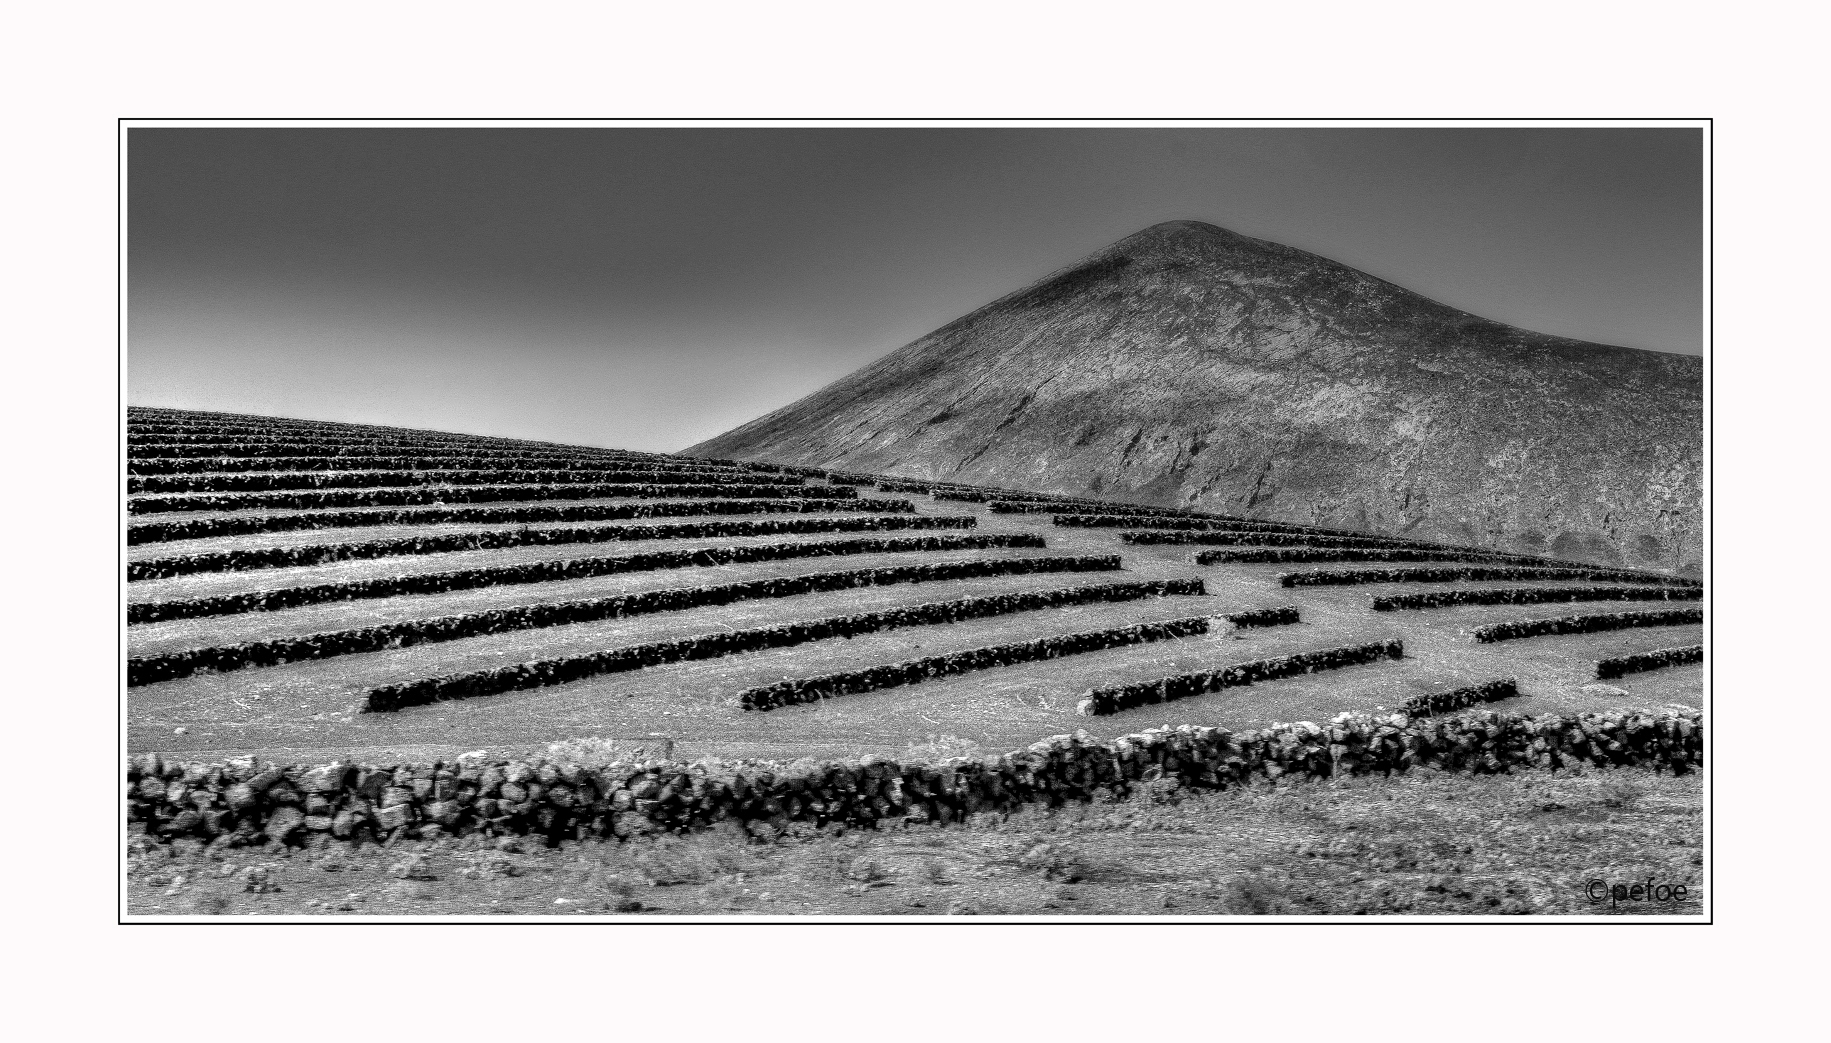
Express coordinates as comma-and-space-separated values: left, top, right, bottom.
127, 492, 1702, 765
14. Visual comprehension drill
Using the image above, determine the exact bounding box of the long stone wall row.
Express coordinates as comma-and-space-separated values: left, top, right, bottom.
128, 532, 1041, 624
1280, 566, 1700, 588
128, 466, 798, 496
129, 514, 977, 581
127, 497, 917, 546
1372, 586, 1704, 611
738, 606, 1229, 711
127, 440, 643, 459
1054, 514, 1366, 536
1597, 644, 1705, 679
1196, 547, 1520, 566
128, 481, 855, 516
1402, 678, 1520, 718
1471, 608, 1704, 643
128, 559, 1139, 686
362, 557, 1133, 711
1122, 530, 1451, 552
1075, 638, 1398, 716
124, 708, 1705, 847
128, 454, 751, 476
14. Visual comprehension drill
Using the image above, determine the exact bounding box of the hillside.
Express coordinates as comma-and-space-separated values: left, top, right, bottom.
124, 406, 1703, 909
687, 221, 1702, 572
127, 406, 1700, 771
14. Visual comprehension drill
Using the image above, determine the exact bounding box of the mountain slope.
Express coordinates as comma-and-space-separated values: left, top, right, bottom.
688, 221, 1702, 571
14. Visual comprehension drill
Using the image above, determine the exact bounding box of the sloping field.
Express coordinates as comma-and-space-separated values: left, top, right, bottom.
126, 407, 1704, 767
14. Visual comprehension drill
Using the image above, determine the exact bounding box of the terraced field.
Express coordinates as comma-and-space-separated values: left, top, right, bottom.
126, 407, 1704, 767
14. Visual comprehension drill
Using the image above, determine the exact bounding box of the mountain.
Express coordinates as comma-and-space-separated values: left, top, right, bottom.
687, 221, 1703, 571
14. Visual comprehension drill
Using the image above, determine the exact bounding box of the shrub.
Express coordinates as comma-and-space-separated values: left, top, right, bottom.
1598, 778, 1646, 809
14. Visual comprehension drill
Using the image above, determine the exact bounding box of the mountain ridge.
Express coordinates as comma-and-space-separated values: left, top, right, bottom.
688, 221, 1702, 571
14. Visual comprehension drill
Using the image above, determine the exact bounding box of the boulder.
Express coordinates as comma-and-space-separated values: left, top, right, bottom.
265, 806, 306, 842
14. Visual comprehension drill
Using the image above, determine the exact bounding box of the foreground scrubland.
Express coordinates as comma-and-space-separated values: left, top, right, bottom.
127, 765, 1702, 918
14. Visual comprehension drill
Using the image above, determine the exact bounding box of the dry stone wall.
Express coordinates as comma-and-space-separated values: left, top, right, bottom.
129, 467, 798, 495
129, 481, 857, 515
1076, 638, 1398, 716
129, 557, 1133, 686
129, 532, 1039, 624
1597, 645, 1704, 679
1472, 608, 1703, 643
1281, 566, 1700, 588
1402, 679, 1519, 717
1373, 586, 1703, 611
129, 514, 977, 581
363, 556, 1130, 711
124, 709, 1704, 847
128, 497, 916, 546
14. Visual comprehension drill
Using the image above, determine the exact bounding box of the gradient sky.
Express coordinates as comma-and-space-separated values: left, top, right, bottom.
128, 126, 1703, 452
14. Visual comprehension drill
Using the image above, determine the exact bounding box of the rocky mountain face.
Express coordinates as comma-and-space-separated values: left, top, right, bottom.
688, 221, 1702, 572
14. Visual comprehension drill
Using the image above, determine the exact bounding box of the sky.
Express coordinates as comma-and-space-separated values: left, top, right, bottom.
128, 126, 1703, 452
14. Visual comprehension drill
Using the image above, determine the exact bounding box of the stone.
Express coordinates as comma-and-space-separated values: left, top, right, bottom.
265, 806, 306, 842
221, 782, 257, 812
301, 763, 347, 793
353, 768, 390, 799
374, 804, 413, 830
